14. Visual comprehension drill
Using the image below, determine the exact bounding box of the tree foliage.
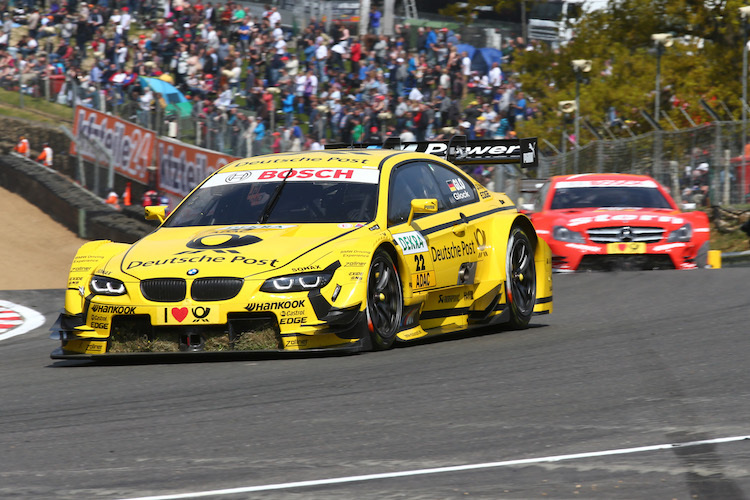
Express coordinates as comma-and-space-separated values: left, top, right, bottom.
451, 0, 750, 148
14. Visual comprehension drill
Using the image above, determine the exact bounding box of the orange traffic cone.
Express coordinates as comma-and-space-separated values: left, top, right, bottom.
123, 182, 132, 206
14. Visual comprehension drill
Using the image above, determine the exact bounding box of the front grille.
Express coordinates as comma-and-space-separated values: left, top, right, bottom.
141, 278, 187, 302
587, 226, 665, 244
108, 314, 282, 353
579, 254, 675, 271
191, 278, 244, 301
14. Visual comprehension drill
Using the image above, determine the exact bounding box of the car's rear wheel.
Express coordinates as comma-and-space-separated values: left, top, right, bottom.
366, 250, 403, 350
505, 227, 536, 329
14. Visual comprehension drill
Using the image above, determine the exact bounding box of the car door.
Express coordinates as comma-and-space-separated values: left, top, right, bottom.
387, 161, 482, 310
422, 161, 485, 298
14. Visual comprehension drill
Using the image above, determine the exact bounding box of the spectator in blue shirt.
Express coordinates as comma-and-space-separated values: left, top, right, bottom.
281, 89, 295, 127
369, 6, 381, 35
424, 27, 437, 64
292, 119, 303, 140
89, 59, 103, 84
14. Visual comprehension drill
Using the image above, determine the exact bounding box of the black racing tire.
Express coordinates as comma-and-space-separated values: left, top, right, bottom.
366, 250, 403, 350
505, 227, 536, 329
695, 241, 710, 268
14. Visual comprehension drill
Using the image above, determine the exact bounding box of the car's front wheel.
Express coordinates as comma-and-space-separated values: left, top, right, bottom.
505, 227, 536, 329
366, 250, 403, 350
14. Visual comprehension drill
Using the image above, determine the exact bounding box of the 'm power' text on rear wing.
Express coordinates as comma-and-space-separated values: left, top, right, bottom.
326, 136, 538, 168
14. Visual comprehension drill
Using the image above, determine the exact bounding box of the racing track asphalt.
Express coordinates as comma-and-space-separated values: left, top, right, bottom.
1, 269, 749, 499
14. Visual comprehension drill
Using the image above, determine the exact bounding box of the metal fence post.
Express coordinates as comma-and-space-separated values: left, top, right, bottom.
670, 160, 682, 205
723, 148, 731, 205
653, 129, 662, 180
712, 123, 722, 205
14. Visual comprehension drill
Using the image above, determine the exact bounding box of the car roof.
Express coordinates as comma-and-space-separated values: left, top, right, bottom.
551, 173, 657, 183
218, 149, 443, 173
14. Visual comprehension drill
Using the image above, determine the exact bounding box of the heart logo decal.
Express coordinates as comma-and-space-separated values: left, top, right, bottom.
618, 243, 627, 251
172, 307, 188, 322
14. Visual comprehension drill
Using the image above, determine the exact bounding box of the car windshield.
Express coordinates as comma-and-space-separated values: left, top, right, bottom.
165, 180, 378, 226
550, 186, 672, 210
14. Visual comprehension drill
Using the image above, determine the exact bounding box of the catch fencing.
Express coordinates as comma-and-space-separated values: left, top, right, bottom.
3, 74, 276, 157
536, 122, 750, 207
5, 73, 750, 207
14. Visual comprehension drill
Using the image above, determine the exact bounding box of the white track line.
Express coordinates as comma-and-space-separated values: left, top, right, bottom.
122, 434, 750, 500
0, 300, 46, 341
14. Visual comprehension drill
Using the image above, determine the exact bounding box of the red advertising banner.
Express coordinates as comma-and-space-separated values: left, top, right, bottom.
70, 105, 155, 184
155, 137, 241, 200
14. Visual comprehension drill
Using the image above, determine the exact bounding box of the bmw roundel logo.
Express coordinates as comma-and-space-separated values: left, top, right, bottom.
187, 268, 199, 276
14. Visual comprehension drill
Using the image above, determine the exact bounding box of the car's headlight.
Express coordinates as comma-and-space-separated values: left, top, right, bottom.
260, 272, 334, 293
552, 225, 586, 243
667, 223, 693, 242
90, 276, 127, 296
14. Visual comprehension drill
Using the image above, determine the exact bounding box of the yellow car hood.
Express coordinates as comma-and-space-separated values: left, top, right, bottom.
118, 224, 353, 280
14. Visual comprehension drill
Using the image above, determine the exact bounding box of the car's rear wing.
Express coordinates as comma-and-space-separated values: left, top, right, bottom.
325, 136, 539, 168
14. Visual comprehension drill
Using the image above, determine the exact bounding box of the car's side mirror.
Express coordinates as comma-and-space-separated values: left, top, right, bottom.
407, 198, 438, 226
145, 205, 166, 223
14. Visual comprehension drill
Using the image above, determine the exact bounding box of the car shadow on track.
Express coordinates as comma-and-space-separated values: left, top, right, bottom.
47, 348, 356, 367
396, 322, 550, 349
47, 323, 551, 367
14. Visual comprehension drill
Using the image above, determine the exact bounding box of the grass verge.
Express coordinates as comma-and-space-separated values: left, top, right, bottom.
0, 87, 74, 123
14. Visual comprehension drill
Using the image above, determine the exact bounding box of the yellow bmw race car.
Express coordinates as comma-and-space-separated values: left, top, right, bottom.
51, 138, 553, 359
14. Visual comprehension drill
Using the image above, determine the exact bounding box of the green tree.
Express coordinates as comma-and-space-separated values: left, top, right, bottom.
448, 1, 750, 149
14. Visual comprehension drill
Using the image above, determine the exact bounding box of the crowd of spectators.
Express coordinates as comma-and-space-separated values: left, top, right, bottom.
0, 0, 539, 183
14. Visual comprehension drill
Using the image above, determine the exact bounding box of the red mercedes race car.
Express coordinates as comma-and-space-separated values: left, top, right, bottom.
523, 173, 710, 271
